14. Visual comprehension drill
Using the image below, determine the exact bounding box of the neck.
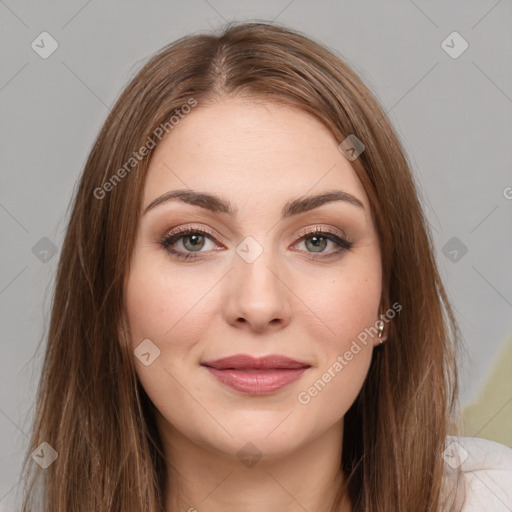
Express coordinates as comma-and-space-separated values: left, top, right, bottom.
158, 416, 351, 512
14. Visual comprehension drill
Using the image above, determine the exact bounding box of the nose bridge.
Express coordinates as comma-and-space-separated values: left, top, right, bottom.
234, 234, 281, 294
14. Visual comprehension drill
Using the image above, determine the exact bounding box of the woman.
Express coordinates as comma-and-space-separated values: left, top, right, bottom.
19, 21, 511, 512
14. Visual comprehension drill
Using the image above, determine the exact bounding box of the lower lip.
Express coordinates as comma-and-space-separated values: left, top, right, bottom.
204, 367, 309, 394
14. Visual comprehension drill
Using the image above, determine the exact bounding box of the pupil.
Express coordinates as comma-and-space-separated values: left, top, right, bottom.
184, 234, 204, 251
307, 236, 326, 252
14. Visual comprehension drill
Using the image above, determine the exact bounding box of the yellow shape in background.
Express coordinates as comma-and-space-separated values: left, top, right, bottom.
462, 334, 512, 448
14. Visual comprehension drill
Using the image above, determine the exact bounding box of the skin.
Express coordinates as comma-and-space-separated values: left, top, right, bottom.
124, 95, 387, 512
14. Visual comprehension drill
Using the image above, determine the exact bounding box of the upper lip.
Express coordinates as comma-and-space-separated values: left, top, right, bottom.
201, 354, 311, 370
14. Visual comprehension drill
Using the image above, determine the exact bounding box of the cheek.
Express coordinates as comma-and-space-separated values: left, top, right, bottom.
303, 258, 382, 346
123, 261, 212, 414
295, 277, 379, 415
297, 346, 373, 426
125, 272, 173, 341
124, 259, 212, 345
293, 253, 381, 409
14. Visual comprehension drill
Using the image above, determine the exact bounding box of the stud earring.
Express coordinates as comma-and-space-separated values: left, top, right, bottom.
377, 320, 385, 344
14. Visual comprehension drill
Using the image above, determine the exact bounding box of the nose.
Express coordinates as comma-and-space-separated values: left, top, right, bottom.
222, 246, 293, 333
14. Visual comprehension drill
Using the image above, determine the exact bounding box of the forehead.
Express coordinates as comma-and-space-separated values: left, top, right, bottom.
144, 97, 371, 213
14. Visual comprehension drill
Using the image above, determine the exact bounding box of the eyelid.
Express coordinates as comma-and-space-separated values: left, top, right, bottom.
296, 224, 349, 241
162, 224, 224, 245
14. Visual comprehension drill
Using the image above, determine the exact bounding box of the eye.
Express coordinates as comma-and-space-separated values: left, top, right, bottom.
160, 227, 221, 261
293, 227, 353, 259
160, 225, 354, 261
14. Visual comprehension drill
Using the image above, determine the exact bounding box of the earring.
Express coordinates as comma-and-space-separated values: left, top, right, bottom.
377, 320, 385, 344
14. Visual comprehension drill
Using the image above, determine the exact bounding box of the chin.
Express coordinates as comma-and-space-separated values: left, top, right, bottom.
210, 417, 310, 460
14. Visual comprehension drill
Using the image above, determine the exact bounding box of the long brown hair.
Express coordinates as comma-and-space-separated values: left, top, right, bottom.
19, 21, 463, 511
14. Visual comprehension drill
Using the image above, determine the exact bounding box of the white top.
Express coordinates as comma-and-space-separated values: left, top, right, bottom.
442, 435, 512, 511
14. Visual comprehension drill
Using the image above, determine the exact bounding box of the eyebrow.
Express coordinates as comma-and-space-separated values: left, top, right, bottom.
143, 189, 365, 217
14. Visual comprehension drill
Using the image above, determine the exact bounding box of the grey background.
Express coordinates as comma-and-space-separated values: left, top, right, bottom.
1, 0, 511, 508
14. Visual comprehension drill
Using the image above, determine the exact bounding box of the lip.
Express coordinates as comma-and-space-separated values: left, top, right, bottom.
201, 354, 311, 394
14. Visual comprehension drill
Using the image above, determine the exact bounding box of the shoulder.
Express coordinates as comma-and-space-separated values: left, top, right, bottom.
443, 435, 512, 511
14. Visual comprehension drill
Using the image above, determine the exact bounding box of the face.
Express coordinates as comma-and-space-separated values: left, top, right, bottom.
124, 96, 383, 461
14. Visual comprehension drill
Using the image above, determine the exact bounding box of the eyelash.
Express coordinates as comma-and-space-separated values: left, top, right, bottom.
160, 225, 354, 261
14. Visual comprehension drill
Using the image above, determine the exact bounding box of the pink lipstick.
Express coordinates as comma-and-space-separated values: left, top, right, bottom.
201, 354, 310, 394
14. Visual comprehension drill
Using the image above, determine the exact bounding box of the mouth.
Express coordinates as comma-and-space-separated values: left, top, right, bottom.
200, 354, 311, 394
